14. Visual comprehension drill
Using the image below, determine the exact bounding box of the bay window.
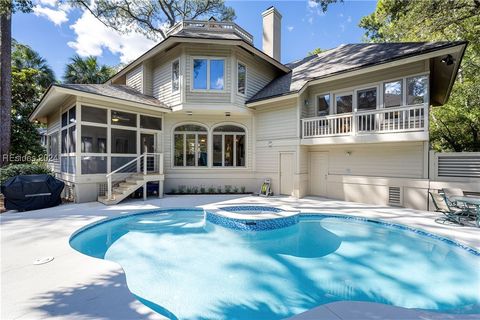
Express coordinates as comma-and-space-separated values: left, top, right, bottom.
237, 62, 246, 94
172, 60, 180, 92
213, 125, 245, 167
174, 125, 208, 167
193, 58, 225, 90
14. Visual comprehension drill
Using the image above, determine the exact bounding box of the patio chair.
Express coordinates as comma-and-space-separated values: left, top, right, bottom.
429, 191, 468, 225
442, 188, 476, 215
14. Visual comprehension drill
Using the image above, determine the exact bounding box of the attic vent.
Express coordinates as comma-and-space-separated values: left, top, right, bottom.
388, 186, 402, 206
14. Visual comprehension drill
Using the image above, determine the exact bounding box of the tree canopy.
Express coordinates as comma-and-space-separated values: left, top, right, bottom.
63, 55, 116, 84
359, 0, 480, 151
71, 0, 236, 39
10, 41, 56, 161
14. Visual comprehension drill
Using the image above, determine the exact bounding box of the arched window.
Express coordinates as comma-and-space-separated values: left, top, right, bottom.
213, 125, 246, 167
174, 124, 208, 167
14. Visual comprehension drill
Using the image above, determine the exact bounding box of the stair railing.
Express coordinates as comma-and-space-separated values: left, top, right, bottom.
106, 153, 163, 200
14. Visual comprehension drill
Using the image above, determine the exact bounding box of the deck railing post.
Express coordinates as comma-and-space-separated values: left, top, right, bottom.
143, 154, 147, 175
107, 175, 112, 200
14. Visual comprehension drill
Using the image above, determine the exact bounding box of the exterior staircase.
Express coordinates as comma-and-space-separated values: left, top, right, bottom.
98, 153, 164, 205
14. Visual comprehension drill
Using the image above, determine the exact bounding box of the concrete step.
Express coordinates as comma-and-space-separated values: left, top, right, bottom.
98, 192, 126, 205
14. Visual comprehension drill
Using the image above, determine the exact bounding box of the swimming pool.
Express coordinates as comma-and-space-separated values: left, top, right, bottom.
70, 208, 480, 319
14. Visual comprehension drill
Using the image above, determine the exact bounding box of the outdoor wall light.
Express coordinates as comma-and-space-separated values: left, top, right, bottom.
225, 112, 231, 117
346, 151, 352, 156
186, 111, 193, 116
441, 54, 455, 66
304, 99, 309, 106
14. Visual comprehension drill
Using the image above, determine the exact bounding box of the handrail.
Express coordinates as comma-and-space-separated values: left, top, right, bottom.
165, 19, 254, 43
302, 104, 428, 139
106, 152, 163, 200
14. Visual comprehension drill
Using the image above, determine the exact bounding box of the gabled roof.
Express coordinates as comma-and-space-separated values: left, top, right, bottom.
248, 41, 467, 103
29, 84, 170, 122
56, 84, 169, 109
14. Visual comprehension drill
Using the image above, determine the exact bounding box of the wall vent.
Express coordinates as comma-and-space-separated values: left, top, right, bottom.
388, 186, 402, 206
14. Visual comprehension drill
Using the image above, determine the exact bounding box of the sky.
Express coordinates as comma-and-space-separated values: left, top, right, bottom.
12, 0, 378, 80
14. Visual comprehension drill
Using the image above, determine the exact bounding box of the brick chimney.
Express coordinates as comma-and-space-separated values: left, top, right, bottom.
262, 6, 282, 61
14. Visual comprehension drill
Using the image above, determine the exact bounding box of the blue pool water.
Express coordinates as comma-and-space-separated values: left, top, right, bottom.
70, 209, 480, 319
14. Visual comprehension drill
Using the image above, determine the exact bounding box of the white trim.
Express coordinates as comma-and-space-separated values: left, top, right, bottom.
171, 122, 209, 168
211, 122, 247, 168
314, 92, 331, 116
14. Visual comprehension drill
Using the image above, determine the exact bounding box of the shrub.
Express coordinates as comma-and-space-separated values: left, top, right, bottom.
233, 186, 239, 193
224, 185, 232, 193
216, 186, 222, 194
208, 186, 215, 194
241, 186, 246, 193
0, 163, 52, 185
200, 185, 206, 194
178, 185, 186, 194
186, 186, 193, 194
192, 186, 199, 194
170, 188, 176, 194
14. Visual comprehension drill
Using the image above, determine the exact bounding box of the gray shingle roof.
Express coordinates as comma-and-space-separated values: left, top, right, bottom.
57, 84, 170, 110
249, 41, 466, 103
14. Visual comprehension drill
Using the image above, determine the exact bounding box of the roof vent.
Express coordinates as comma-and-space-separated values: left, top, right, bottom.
388, 186, 402, 206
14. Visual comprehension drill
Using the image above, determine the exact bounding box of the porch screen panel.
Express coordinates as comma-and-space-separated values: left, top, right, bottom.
81, 156, 107, 174
111, 129, 136, 154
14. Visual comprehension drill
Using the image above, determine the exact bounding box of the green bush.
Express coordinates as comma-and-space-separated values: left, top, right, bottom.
0, 163, 52, 185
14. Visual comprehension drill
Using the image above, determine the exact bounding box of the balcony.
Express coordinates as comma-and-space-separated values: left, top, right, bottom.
166, 20, 254, 44
301, 104, 429, 145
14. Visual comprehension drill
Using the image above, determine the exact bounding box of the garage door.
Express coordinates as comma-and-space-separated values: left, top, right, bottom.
309, 152, 328, 196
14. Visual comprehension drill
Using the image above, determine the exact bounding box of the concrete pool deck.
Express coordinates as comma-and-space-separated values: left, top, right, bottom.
1, 195, 479, 320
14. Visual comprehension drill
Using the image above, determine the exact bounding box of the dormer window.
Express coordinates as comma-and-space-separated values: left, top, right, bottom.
172, 60, 180, 92
193, 58, 224, 91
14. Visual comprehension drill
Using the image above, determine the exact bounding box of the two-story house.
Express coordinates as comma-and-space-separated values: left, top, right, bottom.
30, 7, 466, 209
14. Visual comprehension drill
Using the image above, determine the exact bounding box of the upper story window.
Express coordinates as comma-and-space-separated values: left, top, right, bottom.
335, 93, 353, 114
407, 75, 428, 105
317, 94, 330, 116
193, 58, 224, 91
384, 80, 403, 108
172, 60, 180, 92
174, 124, 208, 167
356, 87, 377, 111
237, 62, 246, 95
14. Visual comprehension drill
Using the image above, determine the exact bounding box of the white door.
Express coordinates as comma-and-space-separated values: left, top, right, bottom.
309, 152, 328, 196
280, 153, 294, 196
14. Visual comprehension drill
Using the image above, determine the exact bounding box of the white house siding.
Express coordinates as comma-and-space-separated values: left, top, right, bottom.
152, 47, 182, 107
304, 60, 428, 117
143, 61, 153, 96
184, 45, 232, 104
253, 98, 301, 196
233, 48, 278, 106
162, 113, 256, 193
126, 65, 144, 93
306, 141, 430, 210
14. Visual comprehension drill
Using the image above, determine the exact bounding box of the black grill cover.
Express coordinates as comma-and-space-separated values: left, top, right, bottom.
1, 174, 65, 211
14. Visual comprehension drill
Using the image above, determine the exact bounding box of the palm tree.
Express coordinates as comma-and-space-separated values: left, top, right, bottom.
63, 55, 116, 84
12, 40, 55, 88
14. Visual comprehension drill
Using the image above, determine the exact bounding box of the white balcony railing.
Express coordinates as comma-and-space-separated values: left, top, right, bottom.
302, 104, 428, 139
166, 20, 254, 43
